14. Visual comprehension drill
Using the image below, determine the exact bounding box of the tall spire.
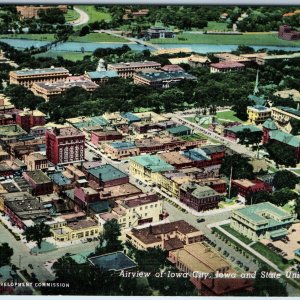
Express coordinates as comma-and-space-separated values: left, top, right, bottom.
253, 69, 259, 95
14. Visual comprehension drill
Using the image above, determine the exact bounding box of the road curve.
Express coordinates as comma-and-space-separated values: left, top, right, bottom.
67, 7, 90, 27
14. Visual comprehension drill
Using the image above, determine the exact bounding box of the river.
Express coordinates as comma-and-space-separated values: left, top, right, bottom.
1, 38, 300, 54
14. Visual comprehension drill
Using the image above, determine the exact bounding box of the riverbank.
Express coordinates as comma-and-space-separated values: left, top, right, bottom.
0, 34, 56, 41
34, 50, 93, 61
151, 33, 300, 47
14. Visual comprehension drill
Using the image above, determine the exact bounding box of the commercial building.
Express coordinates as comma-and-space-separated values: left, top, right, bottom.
46, 127, 85, 165
231, 179, 272, 198
90, 130, 123, 146
22, 170, 53, 196
126, 220, 204, 251
31, 77, 99, 101
230, 202, 295, 241
24, 152, 48, 171
52, 219, 100, 242
180, 182, 221, 212
102, 142, 140, 160
0, 124, 27, 143
74, 181, 100, 209
87, 164, 129, 187
210, 61, 245, 73
2, 192, 49, 229
168, 242, 253, 296
129, 154, 175, 183
9, 67, 70, 88
48, 171, 73, 193
278, 25, 300, 41
97, 193, 162, 228
107, 61, 161, 78
133, 70, 197, 88
16, 109, 46, 132
247, 105, 271, 124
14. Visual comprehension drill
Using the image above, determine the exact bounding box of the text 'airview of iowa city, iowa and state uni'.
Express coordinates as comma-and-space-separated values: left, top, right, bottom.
1, 4, 300, 297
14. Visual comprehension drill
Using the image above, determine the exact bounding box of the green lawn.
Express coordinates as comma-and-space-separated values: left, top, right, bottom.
68, 32, 128, 43
0, 33, 55, 41
180, 133, 207, 141
151, 33, 300, 46
65, 9, 80, 22
76, 5, 111, 23
204, 21, 230, 32
251, 242, 291, 270
34, 51, 93, 61
220, 224, 253, 245
216, 110, 242, 123
292, 169, 300, 175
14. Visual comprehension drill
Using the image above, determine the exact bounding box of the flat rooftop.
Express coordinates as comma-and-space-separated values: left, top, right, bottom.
158, 152, 191, 165
12, 67, 69, 76
130, 155, 175, 173
67, 219, 98, 230
88, 164, 128, 182
89, 251, 137, 272
24, 170, 51, 184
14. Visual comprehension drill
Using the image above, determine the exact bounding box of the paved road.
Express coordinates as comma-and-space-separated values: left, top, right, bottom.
67, 7, 90, 27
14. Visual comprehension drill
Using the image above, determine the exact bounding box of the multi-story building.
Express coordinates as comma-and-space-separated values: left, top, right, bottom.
102, 142, 140, 160
31, 77, 99, 101
271, 106, 300, 132
180, 182, 221, 212
224, 124, 262, 140
230, 202, 295, 241
84, 70, 119, 85
126, 220, 204, 251
22, 170, 53, 196
91, 130, 123, 146
97, 193, 162, 228
146, 27, 175, 39
0, 124, 27, 144
87, 164, 129, 187
52, 219, 100, 242
16, 109, 46, 132
24, 152, 48, 171
16, 5, 68, 19
188, 54, 211, 68
107, 61, 161, 78
168, 242, 253, 296
2, 192, 49, 229
74, 180, 100, 209
129, 154, 175, 183
9, 67, 70, 88
232, 178, 272, 198
46, 127, 85, 165
133, 70, 197, 88
210, 61, 245, 73
278, 25, 300, 41
247, 105, 271, 124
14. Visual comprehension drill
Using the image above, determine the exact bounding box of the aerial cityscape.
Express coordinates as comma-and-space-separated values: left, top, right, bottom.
1, 4, 300, 296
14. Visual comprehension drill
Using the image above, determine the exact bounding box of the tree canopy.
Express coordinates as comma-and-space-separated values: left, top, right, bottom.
0, 243, 13, 267
273, 170, 299, 190
25, 222, 52, 249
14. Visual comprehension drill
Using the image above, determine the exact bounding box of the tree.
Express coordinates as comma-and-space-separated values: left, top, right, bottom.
220, 154, 254, 180
25, 222, 52, 249
38, 8, 65, 24
0, 243, 13, 267
79, 26, 90, 37
273, 170, 299, 190
95, 219, 123, 255
272, 188, 297, 206
245, 190, 272, 205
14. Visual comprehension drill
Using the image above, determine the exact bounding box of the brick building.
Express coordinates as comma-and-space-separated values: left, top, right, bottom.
278, 25, 300, 41
23, 170, 53, 196
24, 152, 48, 171
232, 178, 272, 198
16, 109, 46, 132
46, 127, 85, 165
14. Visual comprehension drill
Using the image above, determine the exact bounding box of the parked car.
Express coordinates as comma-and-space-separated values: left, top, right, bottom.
197, 218, 205, 223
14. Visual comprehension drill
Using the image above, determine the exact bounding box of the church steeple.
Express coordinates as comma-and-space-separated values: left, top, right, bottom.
253, 69, 259, 95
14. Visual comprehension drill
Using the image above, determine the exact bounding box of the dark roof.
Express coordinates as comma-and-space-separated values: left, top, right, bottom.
89, 201, 110, 214
89, 251, 137, 272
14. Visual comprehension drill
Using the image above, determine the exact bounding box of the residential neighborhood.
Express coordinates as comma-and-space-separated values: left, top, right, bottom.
0, 4, 300, 297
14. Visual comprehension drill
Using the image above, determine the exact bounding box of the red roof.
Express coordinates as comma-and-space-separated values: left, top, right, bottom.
211, 61, 245, 69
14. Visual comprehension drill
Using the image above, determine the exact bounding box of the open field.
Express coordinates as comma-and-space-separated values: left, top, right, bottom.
65, 9, 80, 22
34, 50, 93, 61
204, 21, 230, 32
0, 34, 55, 41
68, 32, 128, 43
216, 110, 243, 123
76, 5, 111, 23
151, 33, 300, 46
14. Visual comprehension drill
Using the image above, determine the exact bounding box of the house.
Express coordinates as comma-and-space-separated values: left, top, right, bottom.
230, 202, 295, 241
147, 27, 175, 39
126, 220, 204, 251
278, 25, 300, 41
180, 182, 221, 212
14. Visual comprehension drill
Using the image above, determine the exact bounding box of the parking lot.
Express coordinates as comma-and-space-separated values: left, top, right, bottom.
261, 223, 300, 260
